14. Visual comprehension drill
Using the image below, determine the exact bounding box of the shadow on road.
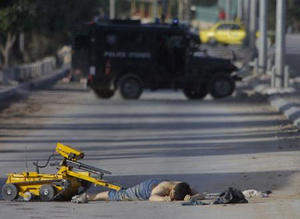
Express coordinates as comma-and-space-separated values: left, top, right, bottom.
0, 133, 298, 159
10, 111, 282, 119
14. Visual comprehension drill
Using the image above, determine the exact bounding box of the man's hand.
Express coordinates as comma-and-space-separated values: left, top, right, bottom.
189, 193, 205, 201
71, 193, 88, 204
164, 196, 171, 201
149, 194, 171, 201
184, 195, 191, 201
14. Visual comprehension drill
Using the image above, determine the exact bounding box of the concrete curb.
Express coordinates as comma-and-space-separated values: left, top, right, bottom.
268, 94, 300, 128
245, 74, 300, 129
0, 86, 20, 101
0, 66, 69, 102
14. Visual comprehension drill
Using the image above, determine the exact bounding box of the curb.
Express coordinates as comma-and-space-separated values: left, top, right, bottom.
245, 74, 300, 129
0, 86, 20, 101
268, 94, 300, 128
0, 67, 69, 102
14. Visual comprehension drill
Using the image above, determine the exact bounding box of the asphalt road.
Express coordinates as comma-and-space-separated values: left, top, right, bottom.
1, 82, 300, 219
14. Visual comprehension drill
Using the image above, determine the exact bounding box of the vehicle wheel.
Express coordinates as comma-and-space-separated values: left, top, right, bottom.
2, 184, 18, 201
208, 38, 217, 46
183, 87, 208, 100
23, 192, 33, 201
93, 89, 114, 99
209, 74, 235, 99
39, 184, 56, 201
117, 75, 143, 100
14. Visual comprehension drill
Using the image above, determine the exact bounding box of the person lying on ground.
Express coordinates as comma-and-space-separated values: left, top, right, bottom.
71, 179, 204, 203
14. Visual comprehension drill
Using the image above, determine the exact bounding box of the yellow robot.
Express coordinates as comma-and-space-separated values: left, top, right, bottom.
1, 143, 122, 201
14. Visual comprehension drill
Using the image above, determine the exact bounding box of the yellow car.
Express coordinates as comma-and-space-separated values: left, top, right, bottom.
199, 21, 246, 45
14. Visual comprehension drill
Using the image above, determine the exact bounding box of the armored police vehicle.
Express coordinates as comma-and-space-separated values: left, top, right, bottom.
72, 19, 239, 100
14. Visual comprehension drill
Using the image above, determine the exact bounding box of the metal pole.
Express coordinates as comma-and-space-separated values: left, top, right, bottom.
0, 32, 1, 68
141, 2, 145, 18
275, 0, 286, 88
183, 0, 190, 23
225, 0, 232, 20
284, 65, 289, 89
109, 0, 115, 19
131, 0, 136, 17
178, 0, 183, 21
249, 0, 257, 50
0, 65, 2, 84
237, 0, 243, 21
19, 33, 24, 53
161, 0, 168, 22
243, 0, 250, 46
259, 0, 268, 73
153, 0, 158, 19
243, 0, 250, 23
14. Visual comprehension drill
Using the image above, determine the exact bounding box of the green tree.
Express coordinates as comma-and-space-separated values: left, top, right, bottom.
268, 0, 300, 32
23, 0, 100, 63
0, 0, 36, 67
287, 0, 300, 32
0, 0, 101, 67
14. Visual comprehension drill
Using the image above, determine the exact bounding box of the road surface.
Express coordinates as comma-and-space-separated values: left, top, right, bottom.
0, 82, 300, 219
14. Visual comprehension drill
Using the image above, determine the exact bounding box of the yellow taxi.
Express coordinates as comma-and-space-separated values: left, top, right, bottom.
199, 21, 246, 45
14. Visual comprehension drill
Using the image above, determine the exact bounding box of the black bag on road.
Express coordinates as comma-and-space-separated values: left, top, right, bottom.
213, 187, 248, 204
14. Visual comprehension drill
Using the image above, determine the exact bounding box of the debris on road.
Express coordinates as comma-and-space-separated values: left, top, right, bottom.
242, 189, 272, 199
182, 187, 272, 206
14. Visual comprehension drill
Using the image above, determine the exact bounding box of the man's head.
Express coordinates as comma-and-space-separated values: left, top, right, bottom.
172, 182, 192, 201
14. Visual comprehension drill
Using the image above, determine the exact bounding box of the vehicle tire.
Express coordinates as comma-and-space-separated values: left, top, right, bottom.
39, 184, 56, 201
208, 37, 217, 46
93, 89, 114, 99
2, 183, 18, 201
117, 75, 143, 100
183, 87, 208, 100
23, 192, 33, 201
209, 74, 235, 99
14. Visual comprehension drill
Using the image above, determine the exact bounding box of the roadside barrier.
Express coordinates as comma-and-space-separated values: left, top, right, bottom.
1, 46, 71, 84
9, 57, 56, 82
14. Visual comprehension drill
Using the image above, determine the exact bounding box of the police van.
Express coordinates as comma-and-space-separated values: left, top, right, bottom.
72, 19, 239, 100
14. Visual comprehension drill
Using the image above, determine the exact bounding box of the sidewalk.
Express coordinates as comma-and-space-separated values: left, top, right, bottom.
0, 65, 69, 102
243, 73, 300, 129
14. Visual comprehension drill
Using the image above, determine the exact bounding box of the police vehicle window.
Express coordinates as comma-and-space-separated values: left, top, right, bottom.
104, 31, 149, 50
73, 35, 90, 49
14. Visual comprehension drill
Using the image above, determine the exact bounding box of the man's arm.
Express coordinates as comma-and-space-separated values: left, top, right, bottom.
184, 188, 205, 201
149, 194, 171, 201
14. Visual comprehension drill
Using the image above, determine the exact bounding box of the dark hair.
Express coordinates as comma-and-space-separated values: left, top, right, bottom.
173, 182, 192, 200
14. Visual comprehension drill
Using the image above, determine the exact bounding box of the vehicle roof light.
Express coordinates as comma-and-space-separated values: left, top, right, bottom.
172, 18, 179, 25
